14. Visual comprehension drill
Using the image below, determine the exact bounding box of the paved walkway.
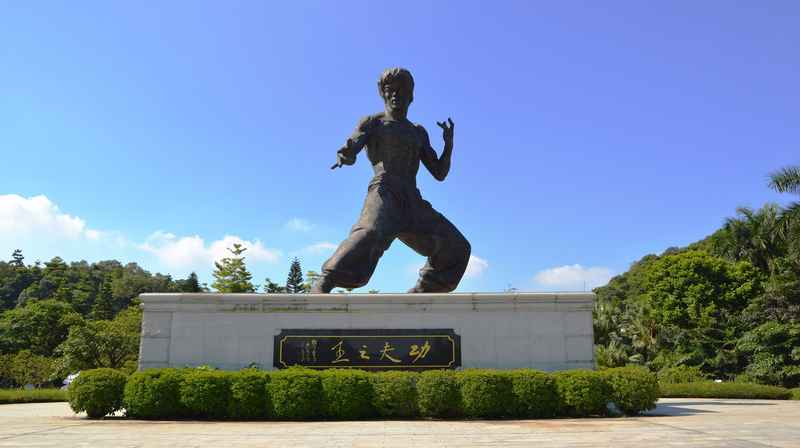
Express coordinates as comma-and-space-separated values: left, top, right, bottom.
1, 399, 799, 447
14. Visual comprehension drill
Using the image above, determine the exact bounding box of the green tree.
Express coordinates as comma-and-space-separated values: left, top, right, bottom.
10, 249, 24, 268
58, 306, 142, 372
769, 165, 800, 243
0, 299, 83, 356
90, 280, 114, 321
736, 321, 800, 387
176, 272, 203, 292
263, 278, 285, 293
212, 244, 255, 293
286, 258, 304, 294
10, 350, 56, 387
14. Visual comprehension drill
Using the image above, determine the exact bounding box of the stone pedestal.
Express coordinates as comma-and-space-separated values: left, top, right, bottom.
137, 292, 595, 371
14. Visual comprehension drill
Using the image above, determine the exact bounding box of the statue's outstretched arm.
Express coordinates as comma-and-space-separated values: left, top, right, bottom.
419, 118, 455, 181
331, 116, 372, 170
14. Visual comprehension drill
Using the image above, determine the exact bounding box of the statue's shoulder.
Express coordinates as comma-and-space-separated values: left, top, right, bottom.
356, 112, 385, 129
413, 122, 430, 138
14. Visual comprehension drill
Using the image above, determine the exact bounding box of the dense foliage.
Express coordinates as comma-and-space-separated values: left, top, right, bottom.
0, 253, 203, 387
594, 166, 800, 388
73, 367, 662, 420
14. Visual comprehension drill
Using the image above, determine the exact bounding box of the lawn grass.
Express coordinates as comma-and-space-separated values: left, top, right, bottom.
659, 382, 791, 400
0, 388, 68, 404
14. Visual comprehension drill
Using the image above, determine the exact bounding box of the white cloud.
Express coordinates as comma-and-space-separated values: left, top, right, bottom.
0, 194, 93, 240
464, 255, 488, 278
532, 264, 613, 291
285, 218, 314, 232
295, 241, 338, 256
140, 232, 281, 270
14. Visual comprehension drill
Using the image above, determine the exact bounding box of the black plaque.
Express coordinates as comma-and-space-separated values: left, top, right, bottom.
274, 329, 460, 370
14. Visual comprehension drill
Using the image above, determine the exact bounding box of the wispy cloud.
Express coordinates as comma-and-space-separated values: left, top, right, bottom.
294, 241, 338, 256
139, 231, 281, 270
464, 255, 488, 278
532, 264, 612, 291
285, 218, 314, 232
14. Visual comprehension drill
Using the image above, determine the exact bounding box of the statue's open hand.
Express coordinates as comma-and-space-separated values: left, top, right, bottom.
436, 118, 455, 145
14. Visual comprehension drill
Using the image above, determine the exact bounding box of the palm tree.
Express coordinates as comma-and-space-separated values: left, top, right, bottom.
714, 204, 784, 271
768, 165, 800, 243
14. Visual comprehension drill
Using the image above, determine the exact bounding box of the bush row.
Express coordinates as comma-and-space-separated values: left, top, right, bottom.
658, 382, 792, 400
68, 366, 659, 420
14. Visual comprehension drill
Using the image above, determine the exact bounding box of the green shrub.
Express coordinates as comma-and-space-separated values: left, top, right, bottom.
0, 388, 67, 404
457, 370, 513, 418
67, 368, 127, 419
124, 368, 188, 419
602, 366, 659, 415
417, 370, 461, 418
321, 369, 374, 419
228, 369, 270, 419
659, 382, 791, 399
371, 371, 418, 418
553, 370, 610, 417
180, 370, 231, 419
508, 369, 558, 418
791, 388, 800, 400
657, 365, 707, 384
269, 368, 323, 419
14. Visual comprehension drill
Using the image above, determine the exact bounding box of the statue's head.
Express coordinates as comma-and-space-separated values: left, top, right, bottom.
378, 67, 414, 114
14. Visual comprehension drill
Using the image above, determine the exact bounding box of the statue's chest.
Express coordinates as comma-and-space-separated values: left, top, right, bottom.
372, 121, 420, 155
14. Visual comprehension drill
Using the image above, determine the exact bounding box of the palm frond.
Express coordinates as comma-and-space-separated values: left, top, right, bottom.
768, 166, 800, 195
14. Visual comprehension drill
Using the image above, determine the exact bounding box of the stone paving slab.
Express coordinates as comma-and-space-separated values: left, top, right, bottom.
0, 399, 798, 447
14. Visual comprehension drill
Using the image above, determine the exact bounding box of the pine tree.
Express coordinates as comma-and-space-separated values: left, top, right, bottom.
177, 272, 202, 292
10, 249, 24, 268
211, 244, 255, 293
263, 278, 285, 293
90, 280, 115, 320
285, 258, 304, 294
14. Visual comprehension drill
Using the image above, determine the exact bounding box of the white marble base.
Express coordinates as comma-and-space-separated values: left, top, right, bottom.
137, 292, 595, 371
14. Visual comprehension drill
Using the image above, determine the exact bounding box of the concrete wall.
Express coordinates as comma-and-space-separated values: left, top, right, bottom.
138, 292, 595, 371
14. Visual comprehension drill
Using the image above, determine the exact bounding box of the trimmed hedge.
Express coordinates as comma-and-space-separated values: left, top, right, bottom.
457, 370, 513, 418
417, 370, 462, 418
508, 369, 559, 418
67, 369, 128, 418
70, 367, 674, 420
602, 366, 659, 416
659, 382, 791, 399
269, 368, 324, 419
321, 369, 374, 419
228, 369, 270, 419
124, 368, 189, 419
371, 371, 418, 418
180, 370, 231, 419
553, 370, 610, 417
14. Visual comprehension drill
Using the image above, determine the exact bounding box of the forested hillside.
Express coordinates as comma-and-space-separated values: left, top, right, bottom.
0, 254, 204, 387
594, 167, 800, 387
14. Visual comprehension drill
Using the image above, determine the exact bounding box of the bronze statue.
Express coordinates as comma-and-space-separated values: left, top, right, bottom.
311, 68, 471, 293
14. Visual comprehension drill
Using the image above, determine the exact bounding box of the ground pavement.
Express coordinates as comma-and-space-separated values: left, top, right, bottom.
0, 398, 799, 447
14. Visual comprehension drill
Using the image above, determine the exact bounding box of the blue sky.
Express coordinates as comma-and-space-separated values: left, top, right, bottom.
1, 1, 798, 292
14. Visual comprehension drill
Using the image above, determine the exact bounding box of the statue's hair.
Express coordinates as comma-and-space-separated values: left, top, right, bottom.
377, 67, 414, 98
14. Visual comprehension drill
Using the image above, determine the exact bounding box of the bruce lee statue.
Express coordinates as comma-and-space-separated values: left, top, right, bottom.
311, 68, 471, 294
